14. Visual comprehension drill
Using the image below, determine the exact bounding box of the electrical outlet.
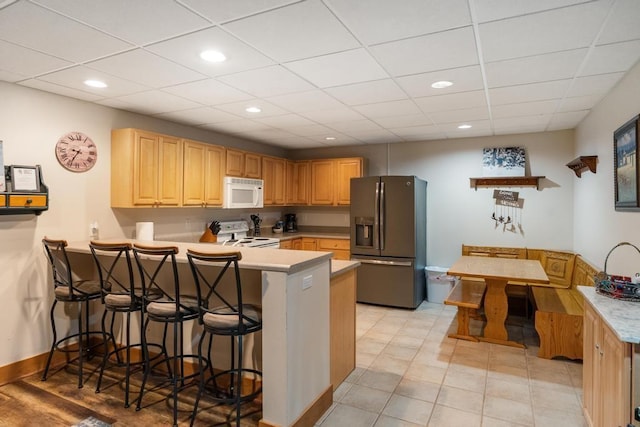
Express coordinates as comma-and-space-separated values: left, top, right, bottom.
302, 275, 312, 290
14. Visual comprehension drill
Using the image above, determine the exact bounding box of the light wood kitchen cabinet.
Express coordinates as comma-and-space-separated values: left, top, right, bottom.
262, 156, 286, 205
286, 160, 310, 205
330, 267, 356, 389
317, 238, 350, 260
292, 238, 302, 250
111, 128, 183, 207
301, 238, 317, 251
225, 148, 262, 178
278, 239, 292, 249
583, 301, 631, 427
310, 158, 363, 206
182, 140, 224, 207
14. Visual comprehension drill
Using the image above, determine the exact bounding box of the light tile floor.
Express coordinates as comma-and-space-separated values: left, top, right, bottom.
316, 301, 586, 427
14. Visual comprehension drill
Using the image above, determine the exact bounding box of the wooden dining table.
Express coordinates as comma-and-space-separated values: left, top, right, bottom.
448, 255, 549, 348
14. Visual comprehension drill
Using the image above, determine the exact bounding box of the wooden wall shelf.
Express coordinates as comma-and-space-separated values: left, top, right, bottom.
469, 176, 545, 190
1, 165, 49, 215
566, 156, 597, 177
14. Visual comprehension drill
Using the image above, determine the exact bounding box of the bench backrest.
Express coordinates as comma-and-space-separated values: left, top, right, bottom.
571, 255, 599, 290
527, 249, 576, 288
461, 245, 527, 259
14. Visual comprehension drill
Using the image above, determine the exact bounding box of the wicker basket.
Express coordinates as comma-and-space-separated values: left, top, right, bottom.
595, 242, 640, 301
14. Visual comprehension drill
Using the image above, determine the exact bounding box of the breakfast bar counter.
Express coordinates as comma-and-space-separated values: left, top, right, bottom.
65, 239, 333, 427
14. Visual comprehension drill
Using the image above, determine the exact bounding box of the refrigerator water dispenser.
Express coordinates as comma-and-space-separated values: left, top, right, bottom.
355, 217, 374, 248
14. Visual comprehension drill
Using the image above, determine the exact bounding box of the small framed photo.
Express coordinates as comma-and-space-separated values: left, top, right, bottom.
10, 165, 40, 192
614, 115, 640, 211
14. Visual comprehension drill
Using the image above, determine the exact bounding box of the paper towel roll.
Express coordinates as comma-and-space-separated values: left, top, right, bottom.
136, 222, 154, 241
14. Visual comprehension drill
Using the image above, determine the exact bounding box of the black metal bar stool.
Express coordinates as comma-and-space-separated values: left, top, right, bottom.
132, 243, 200, 427
186, 249, 262, 427
41, 237, 107, 389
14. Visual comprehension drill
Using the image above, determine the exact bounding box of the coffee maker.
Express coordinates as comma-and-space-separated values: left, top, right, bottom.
284, 213, 297, 232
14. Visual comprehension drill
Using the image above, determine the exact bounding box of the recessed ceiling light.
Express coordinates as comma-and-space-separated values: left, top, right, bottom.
84, 79, 107, 88
431, 80, 453, 89
245, 106, 261, 113
458, 124, 472, 129
200, 50, 226, 63
325, 136, 336, 141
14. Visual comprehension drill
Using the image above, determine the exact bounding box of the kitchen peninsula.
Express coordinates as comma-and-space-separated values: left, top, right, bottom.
64, 239, 354, 427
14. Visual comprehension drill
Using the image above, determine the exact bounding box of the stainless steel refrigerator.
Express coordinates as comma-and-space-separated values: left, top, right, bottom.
350, 176, 427, 309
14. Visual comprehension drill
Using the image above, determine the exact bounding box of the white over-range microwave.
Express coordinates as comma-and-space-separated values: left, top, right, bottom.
223, 176, 264, 209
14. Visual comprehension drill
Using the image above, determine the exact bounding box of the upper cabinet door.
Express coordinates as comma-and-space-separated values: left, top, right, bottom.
204, 144, 225, 206
132, 131, 159, 206
157, 135, 182, 206
245, 152, 262, 179
182, 140, 206, 206
335, 158, 362, 206
225, 148, 244, 177
311, 160, 335, 205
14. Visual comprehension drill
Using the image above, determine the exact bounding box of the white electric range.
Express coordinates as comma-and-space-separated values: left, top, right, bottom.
215, 220, 280, 248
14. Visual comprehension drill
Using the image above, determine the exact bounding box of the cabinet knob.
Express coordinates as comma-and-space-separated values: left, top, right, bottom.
26, 198, 32, 204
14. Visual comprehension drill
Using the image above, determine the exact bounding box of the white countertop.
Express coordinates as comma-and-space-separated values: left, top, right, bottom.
66, 239, 332, 274
331, 259, 360, 278
579, 286, 640, 344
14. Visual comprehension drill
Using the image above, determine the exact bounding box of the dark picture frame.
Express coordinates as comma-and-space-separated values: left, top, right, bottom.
10, 165, 40, 192
614, 115, 640, 211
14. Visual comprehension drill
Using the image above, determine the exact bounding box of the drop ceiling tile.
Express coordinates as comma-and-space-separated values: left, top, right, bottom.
0, 2, 132, 62
547, 110, 589, 127
288, 124, 336, 137
428, 106, 490, 124
440, 119, 492, 134
180, 0, 299, 24
325, 120, 383, 133
33, 0, 210, 45
369, 27, 478, 77
154, 107, 241, 125
215, 99, 289, 118
414, 90, 487, 113
479, 2, 609, 62
473, 0, 593, 23
489, 80, 571, 105
596, 0, 640, 45
491, 99, 560, 119
236, 128, 298, 141
492, 115, 551, 131
265, 136, 324, 149
485, 49, 587, 88
557, 94, 602, 113
18, 79, 104, 101
325, 0, 471, 45
299, 106, 366, 123
0, 70, 23, 82
253, 114, 316, 128
389, 124, 442, 138
87, 50, 207, 88
223, 0, 360, 62
203, 119, 274, 134
113, 90, 202, 114
341, 129, 404, 144
373, 114, 434, 128
325, 79, 407, 106
285, 49, 389, 88
306, 134, 360, 145
36, 66, 149, 97
266, 90, 344, 113
493, 124, 546, 135
444, 128, 493, 139
162, 79, 252, 105
354, 99, 423, 119
579, 40, 640, 77
146, 28, 275, 77
396, 65, 484, 98
567, 72, 625, 97
0, 40, 72, 80
219, 65, 314, 97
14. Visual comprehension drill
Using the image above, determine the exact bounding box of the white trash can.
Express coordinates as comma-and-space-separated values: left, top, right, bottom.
425, 266, 458, 304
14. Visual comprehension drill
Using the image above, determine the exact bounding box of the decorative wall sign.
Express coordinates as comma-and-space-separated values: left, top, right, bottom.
482, 147, 526, 177
614, 115, 639, 211
491, 189, 524, 234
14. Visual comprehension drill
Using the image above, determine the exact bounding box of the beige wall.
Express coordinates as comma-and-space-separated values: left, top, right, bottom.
574, 60, 640, 275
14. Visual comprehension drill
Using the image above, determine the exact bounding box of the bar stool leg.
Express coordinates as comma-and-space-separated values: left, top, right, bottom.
41, 301, 58, 382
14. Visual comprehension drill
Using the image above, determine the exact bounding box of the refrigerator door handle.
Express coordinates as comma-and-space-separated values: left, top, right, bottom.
354, 259, 413, 267
379, 181, 385, 251
374, 181, 381, 250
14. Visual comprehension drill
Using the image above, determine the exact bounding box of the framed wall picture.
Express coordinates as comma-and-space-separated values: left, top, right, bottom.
482, 147, 526, 177
10, 165, 40, 192
614, 115, 640, 211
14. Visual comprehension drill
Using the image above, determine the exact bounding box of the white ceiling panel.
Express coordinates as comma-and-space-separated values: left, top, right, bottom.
325, 79, 407, 106
370, 27, 479, 77
325, 0, 471, 45
146, 28, 275, 77
161, 79, 253, 106
219, 65, 314, 97
479, 2, 609, 62
285, 49, 389, 88
87, 50, 207, 88
33, 0, 210, 45
223, 0, 359, 62
0, 1, 132, 62
2, 0, 639, 148
396, 65, 484, 98
485, 49, 587, 88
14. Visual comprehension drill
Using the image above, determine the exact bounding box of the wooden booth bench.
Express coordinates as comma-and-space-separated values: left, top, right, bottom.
444, 279, 487, 342
458, 245, 599, 359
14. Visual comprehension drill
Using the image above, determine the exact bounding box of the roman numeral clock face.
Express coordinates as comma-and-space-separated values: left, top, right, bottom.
55, 131, 97, 172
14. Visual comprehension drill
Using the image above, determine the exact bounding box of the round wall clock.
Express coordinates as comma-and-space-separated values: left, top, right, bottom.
55, 131, 97, 172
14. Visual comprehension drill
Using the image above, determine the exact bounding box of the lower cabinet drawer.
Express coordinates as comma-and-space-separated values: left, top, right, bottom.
0, 194, 5, 207
9, 194, 48, 207
317, 238, 350, 251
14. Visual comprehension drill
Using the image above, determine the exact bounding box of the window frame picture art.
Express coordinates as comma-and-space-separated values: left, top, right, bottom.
482, 147, 526, 177
614, 115, 640, 211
